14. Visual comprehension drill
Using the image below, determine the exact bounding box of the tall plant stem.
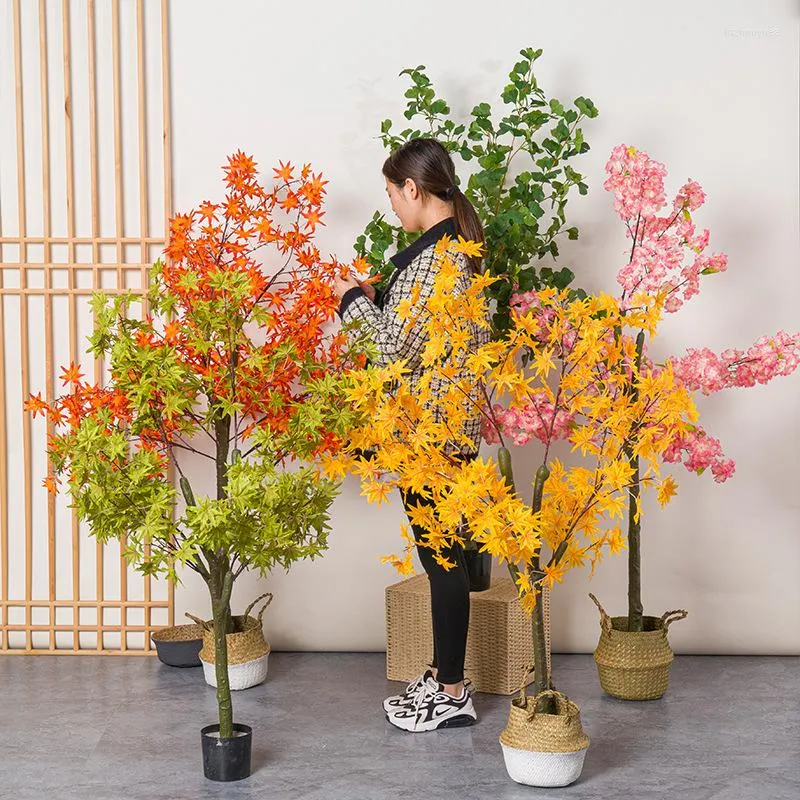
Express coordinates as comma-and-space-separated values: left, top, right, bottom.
627, 331, 645, 632
497, 446, 552, 705
209, 559, 234, 738
210, 412, 235, 737
529, 463, 551, 700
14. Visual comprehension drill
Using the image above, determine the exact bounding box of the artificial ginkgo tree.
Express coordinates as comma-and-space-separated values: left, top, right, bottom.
356, 47, 599, 335
26, 153, 369, 739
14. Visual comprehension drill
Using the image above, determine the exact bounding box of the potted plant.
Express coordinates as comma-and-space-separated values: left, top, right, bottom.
567, 145, 800, 700
327, 238, 695, 785
26, 152, 367, 781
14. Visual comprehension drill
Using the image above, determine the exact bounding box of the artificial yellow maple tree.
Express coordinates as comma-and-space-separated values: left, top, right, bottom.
325, 237, 698, 695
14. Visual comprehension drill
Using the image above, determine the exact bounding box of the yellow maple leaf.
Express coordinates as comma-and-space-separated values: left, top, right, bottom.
454, 236, 484, 258
361, 480, 393, 506
320, 455, 348, 481
657, 475, 678, 506
606, 526, 626, 555
542, 562, 567, 590
381, 552, 415, 576
396, 298, 414, 321
433, 234, 453, 254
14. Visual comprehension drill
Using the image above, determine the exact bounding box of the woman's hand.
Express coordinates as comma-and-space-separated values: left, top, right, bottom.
333, 272, 360, 299
358, 280, 377, 302
334, 271, 378, 303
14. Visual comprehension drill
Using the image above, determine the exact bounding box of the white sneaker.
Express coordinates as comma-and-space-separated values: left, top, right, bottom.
382, 669, 434, 714
386, 676, 477, 732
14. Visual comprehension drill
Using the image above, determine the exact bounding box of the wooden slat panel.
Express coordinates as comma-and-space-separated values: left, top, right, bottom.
0, 0, 173, 655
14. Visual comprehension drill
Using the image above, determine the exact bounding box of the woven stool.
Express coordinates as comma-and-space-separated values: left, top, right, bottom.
386, 573, 550, 695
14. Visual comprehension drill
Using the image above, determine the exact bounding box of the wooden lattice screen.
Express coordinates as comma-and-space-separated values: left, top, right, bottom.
0, 0, 174, 654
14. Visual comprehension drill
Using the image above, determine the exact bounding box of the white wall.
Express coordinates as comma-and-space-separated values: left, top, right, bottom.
4, 0, 798, 653
167, 0, 800, 654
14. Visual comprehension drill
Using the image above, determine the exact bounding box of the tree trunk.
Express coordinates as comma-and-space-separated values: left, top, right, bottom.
498, 446, 523, 586
627, 332, 645, 633
529, 464, 552, 709
210, 412, 234, 737
498, 447, 553, 708
627, 452, 643, 632
530, 583, 549, 694
215, 415, 231, 500
209, 562, 235, 739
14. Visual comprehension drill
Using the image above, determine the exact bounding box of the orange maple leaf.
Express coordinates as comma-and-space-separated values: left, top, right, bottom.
280, 191, 300, 212
24, 392, 48, 417
60, 363, 83, 386
304, 173, 328, 197
301, 208, 325, 231
227, 150, 257, 174
197, 201, 217, 222
273, 161, 294, 182
135, 330, 154, 349
164, 320, 181, 344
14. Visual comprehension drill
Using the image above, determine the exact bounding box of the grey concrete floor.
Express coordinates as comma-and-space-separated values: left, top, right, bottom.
1, 653, 798, 800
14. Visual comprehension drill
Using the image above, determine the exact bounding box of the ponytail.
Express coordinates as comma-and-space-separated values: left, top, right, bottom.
451, 188, 485, 276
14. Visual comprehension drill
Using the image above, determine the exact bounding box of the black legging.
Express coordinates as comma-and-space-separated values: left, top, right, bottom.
399, 451, 477, 685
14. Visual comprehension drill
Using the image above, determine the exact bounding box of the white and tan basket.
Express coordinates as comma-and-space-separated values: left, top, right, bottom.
202, 653, 269, 690
188, 593, 272, 691
499, 688, 590, 787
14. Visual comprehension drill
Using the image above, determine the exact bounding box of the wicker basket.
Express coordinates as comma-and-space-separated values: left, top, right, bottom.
188, 593, 273, 690
202, 654, 269, 690
150, 622, 204, 667
499, 688, 590, 787
386, 573, 550, 695
589, 593, 688, 701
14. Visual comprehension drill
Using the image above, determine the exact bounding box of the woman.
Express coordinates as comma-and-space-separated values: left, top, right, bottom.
334, 138, 490, 733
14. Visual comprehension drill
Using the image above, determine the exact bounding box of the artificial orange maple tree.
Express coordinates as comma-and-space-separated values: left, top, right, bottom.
26, 152, 370, 737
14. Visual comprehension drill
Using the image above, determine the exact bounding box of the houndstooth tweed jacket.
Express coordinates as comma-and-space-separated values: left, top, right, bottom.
338, 217, 490, 455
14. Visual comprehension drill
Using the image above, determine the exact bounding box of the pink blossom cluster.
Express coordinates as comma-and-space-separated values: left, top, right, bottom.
673, 179, 706, 212
493, 145, 800, 497
662, 426, 735, 483
509, 290, 539, 316
604, 144, 727, 313
670, 333, 800, 395
509, 291, 556, 333
509, 292, 581, 352
604, 144, 668, 219
482, 394, 575, 447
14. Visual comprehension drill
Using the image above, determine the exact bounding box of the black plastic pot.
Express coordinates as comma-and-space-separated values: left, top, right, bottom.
464, 549, 492, 592
201, 723, 252, 782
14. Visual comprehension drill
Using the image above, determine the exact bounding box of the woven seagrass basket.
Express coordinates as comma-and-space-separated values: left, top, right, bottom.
589, 593, 688, 701
150, 622, 205, 667
499, 688, 590, 787
188, 593, 273, 690
385, 574, 550, 695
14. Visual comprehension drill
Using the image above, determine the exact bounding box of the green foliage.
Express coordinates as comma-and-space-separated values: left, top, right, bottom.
357, 48, 598, 335
57, 291, 366, 586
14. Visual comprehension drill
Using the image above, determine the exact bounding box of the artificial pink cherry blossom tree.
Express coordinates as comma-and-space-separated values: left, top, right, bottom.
506, 144, 800, 631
